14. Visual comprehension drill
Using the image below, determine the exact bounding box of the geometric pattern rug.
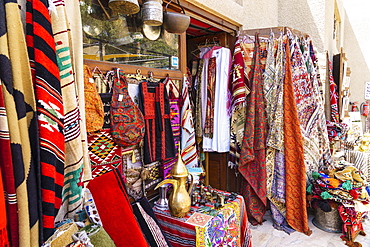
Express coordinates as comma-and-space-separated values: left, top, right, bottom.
87, 129, 122, 178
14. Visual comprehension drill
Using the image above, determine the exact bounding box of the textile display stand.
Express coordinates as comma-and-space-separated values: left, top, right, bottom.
153, 188, 251, 247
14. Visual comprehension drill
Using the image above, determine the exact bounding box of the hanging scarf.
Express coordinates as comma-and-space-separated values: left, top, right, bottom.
239, 34, 267, 225
50, 0, 85, 230
181, 76, 198, 167
328, 60, 340, 123
1, 0, 41, 245
204, 57, 216, 138
229, 40, 249, 168
283, 38, 311, 235
194, 59, 204, 139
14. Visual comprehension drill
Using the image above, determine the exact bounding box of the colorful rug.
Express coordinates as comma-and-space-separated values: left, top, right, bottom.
283, 38, 311, 235
2, 0, 40, 245
87, 129, 123, 178
239, 35, 267, 225
87, 169, 149, 247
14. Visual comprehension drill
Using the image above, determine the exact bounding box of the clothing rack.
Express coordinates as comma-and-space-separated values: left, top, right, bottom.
237, 26, 309, 38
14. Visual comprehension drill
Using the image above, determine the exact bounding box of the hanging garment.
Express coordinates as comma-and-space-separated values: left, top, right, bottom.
139, 81, 176, 164
203, 47, 232, 152
203, 57, 216, 138
1, 0, 40, 245
239, 35, 267, 225
0, 83, 15, 247
161, 79, 182, 178
283, 38, 311, 235
229, 39, 249, 168
64, 0, 92, 183
181, 76, 198, 167
328, 60, 340, 122
51, 2, 87, 227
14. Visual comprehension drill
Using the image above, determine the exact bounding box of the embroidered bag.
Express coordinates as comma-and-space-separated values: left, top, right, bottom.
84, 65, 105, 133
110, 68, 145, 148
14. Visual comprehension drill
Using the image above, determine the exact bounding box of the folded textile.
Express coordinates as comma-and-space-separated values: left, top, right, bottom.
132, 197, 171, 247
77, 224, 115, 247
87, 169, 149, 247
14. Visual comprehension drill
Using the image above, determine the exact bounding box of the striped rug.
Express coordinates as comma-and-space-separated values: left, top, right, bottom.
26, 0, 65, 242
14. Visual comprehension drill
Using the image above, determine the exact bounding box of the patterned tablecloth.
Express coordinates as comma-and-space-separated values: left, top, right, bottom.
153, 192, 252, 247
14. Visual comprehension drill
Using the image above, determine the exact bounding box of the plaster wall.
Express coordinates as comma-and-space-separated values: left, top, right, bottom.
341, 0, 370, 113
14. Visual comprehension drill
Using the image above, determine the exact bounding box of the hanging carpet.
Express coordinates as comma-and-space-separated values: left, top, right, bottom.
1, 0, 40, 245
239, 34, 267, 225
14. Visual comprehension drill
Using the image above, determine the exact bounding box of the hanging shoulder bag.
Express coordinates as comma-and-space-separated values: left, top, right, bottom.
110, 68, 145, 148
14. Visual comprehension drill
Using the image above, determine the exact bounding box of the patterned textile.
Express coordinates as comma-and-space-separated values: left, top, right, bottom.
84, 65, 104, 133
153, 193, 249, 247
64, 0, 92, 183
239, 34, 267, 225
139, 81, 175, 163
0, 83, 18, 246
111, 69, 145, 148
51, 1, 87, 229
194, 59, 204, 139
204, 57, 216, 138
290, 36, 329, 173
338, 205, 365, 243
283, 38, 311, 235
195, 201, 240, 247
229, 40, 249, 168
87, 129, 123, 178
181, 76, 198, 167
161, 80, 181, 179
1, 0, 40, 245
132, 197, 171, 247
328, 60, 340, 123
27, 0, 66, 241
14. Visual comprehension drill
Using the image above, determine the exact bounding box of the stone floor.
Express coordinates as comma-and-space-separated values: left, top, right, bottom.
250, 210, 370, 247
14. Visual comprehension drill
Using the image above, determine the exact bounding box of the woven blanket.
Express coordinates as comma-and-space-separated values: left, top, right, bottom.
2, 0, 40, 245
87, 170, 149, 247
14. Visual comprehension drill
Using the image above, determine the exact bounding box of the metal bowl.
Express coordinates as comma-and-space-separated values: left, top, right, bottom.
163, 11, 190, 34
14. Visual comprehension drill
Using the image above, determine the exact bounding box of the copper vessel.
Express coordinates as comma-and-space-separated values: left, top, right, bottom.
155, 154, 193, 218
162, 0, 190, 34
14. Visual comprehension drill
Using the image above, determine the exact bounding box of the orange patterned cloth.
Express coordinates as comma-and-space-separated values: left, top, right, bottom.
283, 39, 311, 235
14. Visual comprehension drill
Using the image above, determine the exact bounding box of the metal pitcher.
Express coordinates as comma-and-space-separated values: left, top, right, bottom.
155, 154, 194, 218
108, 0, 140, 15
142, 0, 163, 26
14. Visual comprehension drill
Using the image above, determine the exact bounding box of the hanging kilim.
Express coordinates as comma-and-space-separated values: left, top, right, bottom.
283, 37, 311, 235
87, 129, 123, 178
229, 39, 249, 168
64, 0, 92, 184
50, 0, 86, 230
26, 0, 65, 241
239, 34, 267, 225
1, 0, 41, 245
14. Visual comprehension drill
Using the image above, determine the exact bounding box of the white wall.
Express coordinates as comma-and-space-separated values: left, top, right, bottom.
342, 0, 370, 113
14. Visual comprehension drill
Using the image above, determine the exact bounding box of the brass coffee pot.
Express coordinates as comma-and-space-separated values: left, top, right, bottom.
155, 153, 193, 218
